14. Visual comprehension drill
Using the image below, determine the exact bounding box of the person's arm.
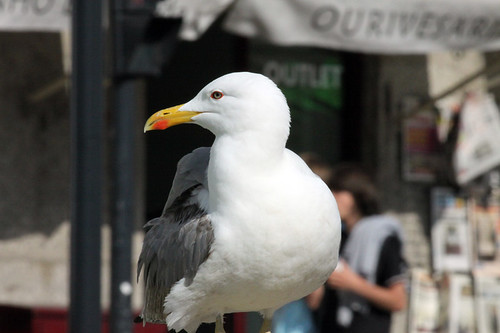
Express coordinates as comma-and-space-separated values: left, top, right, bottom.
305, 285, 325, 310
327, 261, 407, 311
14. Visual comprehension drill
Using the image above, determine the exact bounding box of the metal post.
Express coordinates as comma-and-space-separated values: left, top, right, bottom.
110, 78, 138, 333
70, 0, 104, 332
109, 1, 173, 330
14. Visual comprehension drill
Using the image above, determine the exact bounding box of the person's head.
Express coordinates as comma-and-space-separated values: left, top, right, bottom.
300, 152, 333, 183
328, 163, 380, 230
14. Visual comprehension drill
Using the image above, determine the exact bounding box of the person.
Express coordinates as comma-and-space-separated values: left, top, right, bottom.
312, 163, 407, 333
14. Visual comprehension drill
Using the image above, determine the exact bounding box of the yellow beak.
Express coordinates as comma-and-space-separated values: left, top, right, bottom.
143, 104, 201, 132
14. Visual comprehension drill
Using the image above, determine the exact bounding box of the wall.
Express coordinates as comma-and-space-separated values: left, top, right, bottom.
369, 55, 433, 269
0, 32, 69, 239
0, 32, 145, 311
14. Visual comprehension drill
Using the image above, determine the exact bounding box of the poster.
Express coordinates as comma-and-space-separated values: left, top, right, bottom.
432, 219, 472, 272
470, 198, 498, 262
454, 94, 500, 184
447, 274, 476, 333
431, 188, 472, 272
474, 268, 500, 333
401, 97, 440, 182
408, 269, 441, 333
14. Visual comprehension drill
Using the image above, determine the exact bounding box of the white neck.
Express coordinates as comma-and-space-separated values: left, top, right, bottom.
207, 132, 286, 211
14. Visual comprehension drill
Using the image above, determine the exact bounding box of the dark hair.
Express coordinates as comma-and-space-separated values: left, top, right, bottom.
300, 152, 333, 183
328, 163, 380, 216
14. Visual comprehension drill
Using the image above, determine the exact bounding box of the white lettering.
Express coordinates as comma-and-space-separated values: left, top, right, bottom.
263, 61, 343, 90
0, 0, 67, 15
310, 5, 500, 41
33, 0, 55, 15
311, 6, 339, 32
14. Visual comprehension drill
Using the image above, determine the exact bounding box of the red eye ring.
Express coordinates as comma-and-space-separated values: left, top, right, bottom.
210, 91, 224, 100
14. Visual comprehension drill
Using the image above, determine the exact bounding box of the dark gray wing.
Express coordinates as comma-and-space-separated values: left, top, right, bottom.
137, 147, 214, 324
164, 147, 210, 210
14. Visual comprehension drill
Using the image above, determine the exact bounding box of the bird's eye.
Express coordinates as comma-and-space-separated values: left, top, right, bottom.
210, 91, 224, 100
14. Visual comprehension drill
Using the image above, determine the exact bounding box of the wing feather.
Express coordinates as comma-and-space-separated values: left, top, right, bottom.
137, 148, 213, 324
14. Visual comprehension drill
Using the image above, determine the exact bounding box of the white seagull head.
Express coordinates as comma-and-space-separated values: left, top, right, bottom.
144, 72, 291, 142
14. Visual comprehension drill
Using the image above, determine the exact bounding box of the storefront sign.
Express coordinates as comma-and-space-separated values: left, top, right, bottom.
224, 0, 500, 54
248, 42, 343, 161
4, 0, 500, 53
0, 0, 70, 31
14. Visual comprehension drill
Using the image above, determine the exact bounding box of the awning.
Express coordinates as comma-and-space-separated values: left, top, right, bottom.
159, 0, 500, 54
2, 0, 500, 54
0, 0, 70, 32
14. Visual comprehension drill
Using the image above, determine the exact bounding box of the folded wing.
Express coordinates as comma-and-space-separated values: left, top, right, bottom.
137, 147, 214, 323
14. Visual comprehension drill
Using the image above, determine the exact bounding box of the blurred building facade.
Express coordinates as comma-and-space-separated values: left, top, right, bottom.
1, 6, 500, 332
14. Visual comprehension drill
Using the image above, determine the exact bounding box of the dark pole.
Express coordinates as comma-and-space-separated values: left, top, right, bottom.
109, 1, 144, 331
70, 1, 104, 333
110, 78, 137, 333
109, 1, 174, 330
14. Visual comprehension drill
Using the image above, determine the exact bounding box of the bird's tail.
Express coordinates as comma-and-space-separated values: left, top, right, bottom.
139, 287, 169, 324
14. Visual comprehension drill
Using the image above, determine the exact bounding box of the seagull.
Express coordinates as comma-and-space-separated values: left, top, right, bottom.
137, 72, 341, 333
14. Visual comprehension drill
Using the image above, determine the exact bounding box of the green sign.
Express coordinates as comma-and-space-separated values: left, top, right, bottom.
249, 42, 343, 163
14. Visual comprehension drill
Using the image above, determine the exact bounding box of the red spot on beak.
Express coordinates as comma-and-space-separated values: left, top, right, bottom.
152, 119, 169, 130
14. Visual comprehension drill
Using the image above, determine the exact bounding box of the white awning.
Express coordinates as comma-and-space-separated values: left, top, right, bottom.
0, 0, 70, 32
159, 0, 500, 54
2, 0, 500, 54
